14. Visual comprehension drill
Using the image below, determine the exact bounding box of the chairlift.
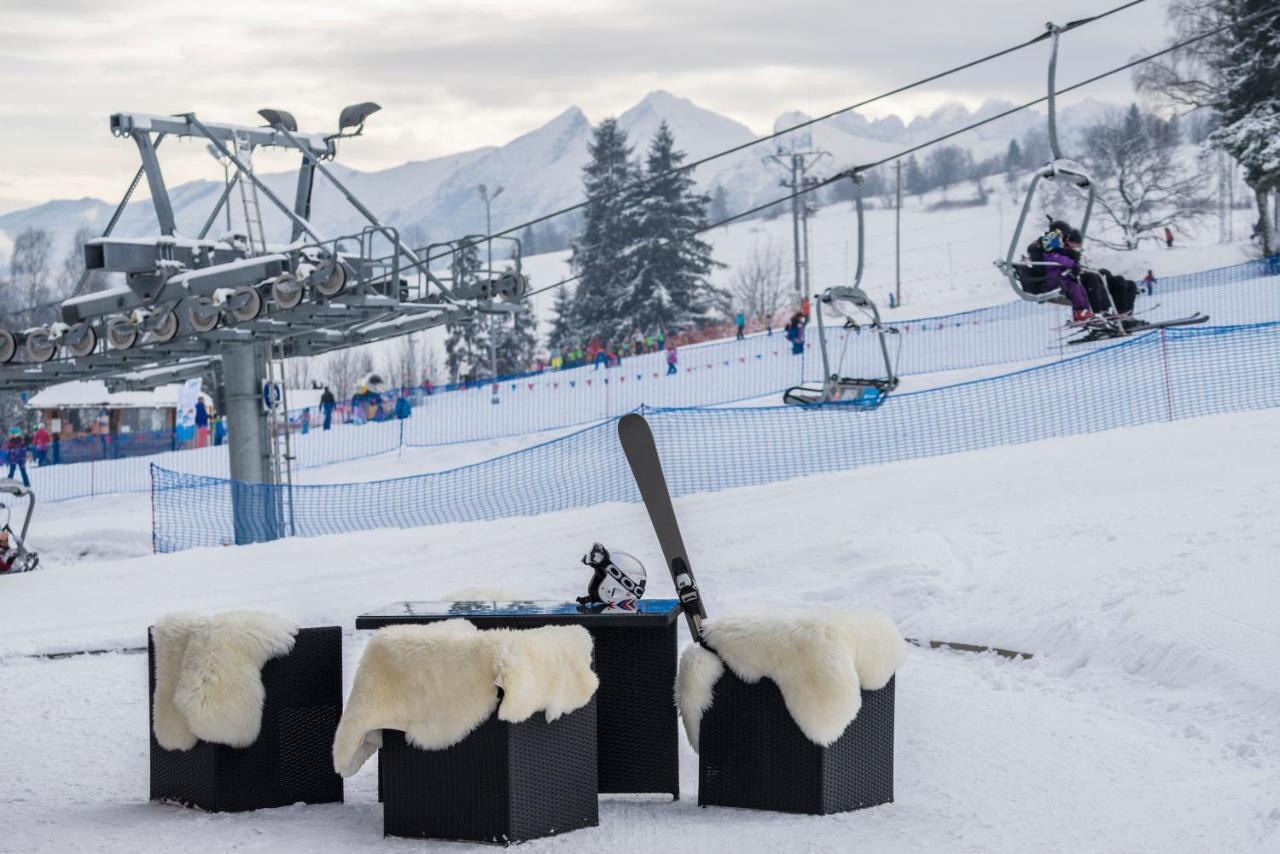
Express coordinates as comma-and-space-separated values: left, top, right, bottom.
0, 480, 39, 574
996, 22, 1099, 308
783, 173, 899, 408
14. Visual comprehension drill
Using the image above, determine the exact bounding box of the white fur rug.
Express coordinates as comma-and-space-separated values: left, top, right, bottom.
678, 609, 905, 750
152, 611, 299, 751
332, 620, 598, 777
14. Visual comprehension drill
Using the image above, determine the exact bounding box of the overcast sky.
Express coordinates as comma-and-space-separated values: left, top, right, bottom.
0, 0, 1173, 204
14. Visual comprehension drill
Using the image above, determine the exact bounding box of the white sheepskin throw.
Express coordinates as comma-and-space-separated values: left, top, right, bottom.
332, 620, 598, 778
678, 608, 905, 751
152, 611, 299, 751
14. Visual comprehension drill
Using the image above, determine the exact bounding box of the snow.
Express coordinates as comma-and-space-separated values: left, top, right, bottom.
2, 407, 1278, 851
26, 380, 185, 410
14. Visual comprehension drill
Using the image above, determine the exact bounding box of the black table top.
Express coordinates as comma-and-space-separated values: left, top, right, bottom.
356, 598, 682, 629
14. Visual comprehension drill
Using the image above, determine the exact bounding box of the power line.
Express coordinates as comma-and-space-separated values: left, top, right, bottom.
426, 0, 1154, 264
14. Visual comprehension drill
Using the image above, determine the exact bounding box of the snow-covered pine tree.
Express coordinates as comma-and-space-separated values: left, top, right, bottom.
569, 118, 640, 344
617, 121, 723, 341
547, 285, 575, 352
1207, 0, 1280, 254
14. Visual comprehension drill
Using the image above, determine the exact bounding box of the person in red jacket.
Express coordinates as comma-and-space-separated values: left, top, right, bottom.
31, 423, 51, 466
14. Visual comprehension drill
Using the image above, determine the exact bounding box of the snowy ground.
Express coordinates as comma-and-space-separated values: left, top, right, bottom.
2, 407, 1278, 852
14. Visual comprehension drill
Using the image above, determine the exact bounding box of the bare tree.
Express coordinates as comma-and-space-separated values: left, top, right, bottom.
9, 227, 54, 322
1080, 106, 1211, 249
327, 347, 359, 401
394, 333, 421, 388
58, 223, 97, 297
730, 241, 788, 331
285, 357, 313, 390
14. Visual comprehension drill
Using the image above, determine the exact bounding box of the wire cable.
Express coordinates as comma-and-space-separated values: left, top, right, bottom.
426, 0, 1154, 264
517, 3, 1279, 305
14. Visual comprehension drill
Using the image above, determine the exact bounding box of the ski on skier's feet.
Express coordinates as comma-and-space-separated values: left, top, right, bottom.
1066, 312, 1209, 345
616, 413, 708, 644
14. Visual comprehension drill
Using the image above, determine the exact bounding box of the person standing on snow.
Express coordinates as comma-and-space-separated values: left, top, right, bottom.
784, 312, 806, 355
665, 341, 679, 375
5, 427, 30, 487
194, 398, 211, 448
1142, 270, 1156, 296
735, 311, 746, 340
1164, 226, 1174, 248
320, 386, 336, 430
31, 423, 50, 466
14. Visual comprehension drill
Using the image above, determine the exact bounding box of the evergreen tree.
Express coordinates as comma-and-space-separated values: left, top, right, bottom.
547, 285, 575, 352
904, 155, 929, 195
518, 225, 539, 257
619, 122, 723, 340
443, 242, 490, 382
569, 118, 641, 343
490, 300, 538, 376
1004, 139, 1023, 174
1206, 0, 1280, 253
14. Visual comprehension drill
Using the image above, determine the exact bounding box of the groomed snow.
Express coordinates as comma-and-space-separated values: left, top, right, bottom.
1, 407, 1277, 852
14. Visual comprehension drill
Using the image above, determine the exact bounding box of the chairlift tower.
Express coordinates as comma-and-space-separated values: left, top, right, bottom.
764, 145, 831, 310
0, 103, 532, 544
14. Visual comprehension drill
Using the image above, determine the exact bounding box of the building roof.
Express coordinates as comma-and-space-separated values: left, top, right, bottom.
27, 380, 210, 410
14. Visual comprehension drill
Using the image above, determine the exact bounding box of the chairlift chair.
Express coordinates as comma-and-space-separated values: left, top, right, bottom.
996, 22, 1107, 314
783, 174, 899, 408
0, 480, 39, 574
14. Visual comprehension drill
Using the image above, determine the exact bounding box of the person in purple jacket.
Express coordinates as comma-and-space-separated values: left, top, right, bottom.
1040, 228, 1095, 323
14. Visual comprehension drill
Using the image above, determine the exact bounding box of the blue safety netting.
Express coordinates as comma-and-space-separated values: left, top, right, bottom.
151, 320, 1280, 553
24, 257, 1280, 504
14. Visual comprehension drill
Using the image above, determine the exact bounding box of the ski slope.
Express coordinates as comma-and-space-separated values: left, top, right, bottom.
1, 406, 1277, 852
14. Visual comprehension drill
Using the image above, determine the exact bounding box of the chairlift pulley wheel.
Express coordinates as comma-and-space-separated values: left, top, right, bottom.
151, 310, 180, 343
106, 317, 140, 350
312, 263, 347, 298
24, 329, 57, 363
65, 323, 97, 358
271, 273, 304, 310
186, 298, 221, 333
0, 329, 15, 364
228, 286, 264, 323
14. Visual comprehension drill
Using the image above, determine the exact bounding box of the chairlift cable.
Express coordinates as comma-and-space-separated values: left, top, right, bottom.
518, 6, 1276, 306
425, 0, 1155, 265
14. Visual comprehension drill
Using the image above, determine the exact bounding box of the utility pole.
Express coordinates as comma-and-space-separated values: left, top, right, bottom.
765, 147, 830, 313
477, 184, 504, 385
894, 160, 903, 308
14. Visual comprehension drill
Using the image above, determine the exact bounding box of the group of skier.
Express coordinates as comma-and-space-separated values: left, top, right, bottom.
1024, 219, 1142, 328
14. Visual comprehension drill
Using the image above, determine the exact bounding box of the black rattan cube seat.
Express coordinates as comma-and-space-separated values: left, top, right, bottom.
148, 625, 344, 812
698, 672, 894, 815
380, 696, 598, 843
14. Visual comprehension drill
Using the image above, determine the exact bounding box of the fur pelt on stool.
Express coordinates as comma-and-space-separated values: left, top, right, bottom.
152, 611, 299, 751
332, 620, 598, 777
678, 609, 905, 750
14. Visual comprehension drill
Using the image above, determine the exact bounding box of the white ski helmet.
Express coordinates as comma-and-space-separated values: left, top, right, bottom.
578, 542, 647, 606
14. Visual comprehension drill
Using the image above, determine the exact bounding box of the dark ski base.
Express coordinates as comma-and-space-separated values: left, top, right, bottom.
616, 413, 708, 644
1066, 313, 1209, 345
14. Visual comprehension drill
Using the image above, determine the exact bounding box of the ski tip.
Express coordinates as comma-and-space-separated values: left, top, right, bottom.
617, 412, 649, 438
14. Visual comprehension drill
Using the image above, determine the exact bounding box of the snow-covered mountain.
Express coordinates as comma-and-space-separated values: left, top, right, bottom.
0, 91, 1122, 267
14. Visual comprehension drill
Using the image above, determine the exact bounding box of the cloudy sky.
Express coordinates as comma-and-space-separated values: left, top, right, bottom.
0, 0, 1172, 205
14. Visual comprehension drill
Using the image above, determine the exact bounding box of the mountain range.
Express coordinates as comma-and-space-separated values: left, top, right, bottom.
0, 90, 1119, 268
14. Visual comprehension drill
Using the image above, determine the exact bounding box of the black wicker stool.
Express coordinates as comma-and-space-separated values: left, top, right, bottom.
148, 625, 345, 812
698, 672, 894, 815
381, 696, 598, 843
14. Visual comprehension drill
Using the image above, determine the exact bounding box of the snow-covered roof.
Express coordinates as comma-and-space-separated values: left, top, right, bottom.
26, 380, 211, 410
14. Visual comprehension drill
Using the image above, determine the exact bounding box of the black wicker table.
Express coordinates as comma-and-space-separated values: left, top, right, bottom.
356, 599, 682, 799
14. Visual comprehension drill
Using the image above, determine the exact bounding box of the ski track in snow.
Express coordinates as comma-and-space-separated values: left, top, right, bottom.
2, 408, 1279, 851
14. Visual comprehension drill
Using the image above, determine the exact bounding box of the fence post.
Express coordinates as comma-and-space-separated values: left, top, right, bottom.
1159, 329, 1175, 422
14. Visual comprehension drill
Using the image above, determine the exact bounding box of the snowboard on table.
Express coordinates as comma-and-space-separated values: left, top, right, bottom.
617, 413, 708, 644
1066, 312, 1209, 345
